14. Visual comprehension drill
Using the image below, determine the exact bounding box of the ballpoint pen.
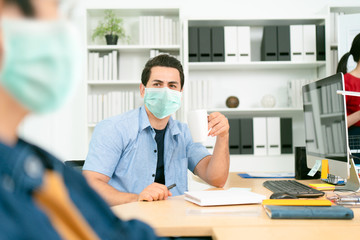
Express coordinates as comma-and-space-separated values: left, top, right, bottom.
167, 183, 176, 190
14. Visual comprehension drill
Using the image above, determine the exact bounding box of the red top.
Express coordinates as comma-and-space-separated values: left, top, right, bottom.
345, 73, 360, 126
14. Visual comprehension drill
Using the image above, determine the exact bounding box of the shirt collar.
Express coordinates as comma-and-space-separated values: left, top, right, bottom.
139, 105, 181, 136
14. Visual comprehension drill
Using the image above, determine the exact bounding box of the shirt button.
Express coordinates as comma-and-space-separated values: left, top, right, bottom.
152, 174, 155, 177
24, 155, 44, 179
154, 150, 157, 153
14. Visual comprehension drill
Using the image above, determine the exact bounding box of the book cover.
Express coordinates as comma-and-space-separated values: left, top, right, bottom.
264, 205, 353, 219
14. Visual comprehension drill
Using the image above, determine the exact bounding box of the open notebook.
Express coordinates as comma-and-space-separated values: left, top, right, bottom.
184, 188, 266, 206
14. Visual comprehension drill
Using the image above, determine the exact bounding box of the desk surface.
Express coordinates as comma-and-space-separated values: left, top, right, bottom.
111, 173, 360, 238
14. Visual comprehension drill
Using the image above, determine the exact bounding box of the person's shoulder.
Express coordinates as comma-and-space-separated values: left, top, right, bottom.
97, 108, 141, 131
345, 73, 360, 80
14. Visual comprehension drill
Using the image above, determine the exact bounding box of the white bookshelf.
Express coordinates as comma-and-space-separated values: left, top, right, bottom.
183, 16, 329, 154
189, 61, 326, 70
85, 8, 182, 144
88, 45, 181, 52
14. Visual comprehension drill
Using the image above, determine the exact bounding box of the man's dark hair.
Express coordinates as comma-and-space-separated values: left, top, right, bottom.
337, 33, 360, 74
5, 0, 35, 17
141, 54, 184, 89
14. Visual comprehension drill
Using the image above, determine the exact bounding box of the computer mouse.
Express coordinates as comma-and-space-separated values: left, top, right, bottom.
269, 192, 298, 199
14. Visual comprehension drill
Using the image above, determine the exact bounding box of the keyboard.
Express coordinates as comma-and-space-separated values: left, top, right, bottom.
263, 180, 325, 198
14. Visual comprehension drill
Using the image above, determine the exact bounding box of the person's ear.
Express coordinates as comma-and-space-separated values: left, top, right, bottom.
140, 83, 145, 98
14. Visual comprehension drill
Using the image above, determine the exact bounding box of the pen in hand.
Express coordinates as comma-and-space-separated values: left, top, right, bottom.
167, 183, 176, 190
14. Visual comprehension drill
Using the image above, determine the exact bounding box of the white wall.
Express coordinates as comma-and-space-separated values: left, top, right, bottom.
21, 0, 360, 162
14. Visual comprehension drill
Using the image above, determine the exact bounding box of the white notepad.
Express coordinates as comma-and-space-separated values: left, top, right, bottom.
184, 188, 266, 206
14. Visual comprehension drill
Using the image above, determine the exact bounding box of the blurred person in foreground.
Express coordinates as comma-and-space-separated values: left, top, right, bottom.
0, 0, 164, 239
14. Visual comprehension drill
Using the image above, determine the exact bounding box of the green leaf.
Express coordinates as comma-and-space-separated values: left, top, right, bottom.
91, 9, 130, 42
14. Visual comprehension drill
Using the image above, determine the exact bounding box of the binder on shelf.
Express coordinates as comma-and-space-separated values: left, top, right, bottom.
188, 27, 199, 62
280, 118, 293, 154
240, 118, 253, 154
98, 57, 104, 81
290, 25, 303, 62
211, 27, 225, 62
303, 25, 316, 62
224, 26, 238, 62
229, 119, 241, 154
112, 50, 118, 80
266, 117, 281, 155
277, 25, 290, 61
237, 26, 251, 62
104, 55, 109, 81
93, 52, 99, 81
253, 117, 267, 156
261, 26, 277, 61
198, 27, 211, 62
88, 52, 94, 81
108, 52, 113, 80
316, 25, 326, 61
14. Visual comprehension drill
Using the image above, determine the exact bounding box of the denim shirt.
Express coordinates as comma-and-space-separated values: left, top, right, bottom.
84, 106, 210, 196
0, 139, 162, 240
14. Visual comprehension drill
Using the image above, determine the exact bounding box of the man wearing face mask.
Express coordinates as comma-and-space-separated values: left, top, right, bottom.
0, 0, 164, 239
83, 54, 230, 206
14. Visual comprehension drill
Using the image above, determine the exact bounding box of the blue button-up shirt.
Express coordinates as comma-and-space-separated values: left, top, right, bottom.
0, 139, 161, 239
83, 106, 210, 196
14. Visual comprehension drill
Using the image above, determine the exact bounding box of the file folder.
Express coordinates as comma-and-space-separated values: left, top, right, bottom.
267, 117, 281, 155
290, 25, 303, 62
277, 25, 290, 61
261, 26, 277, 61
224, 26, 238, 62
189, 27, 199, 62
229, 119, 241, 154
316, 25, 326, 61
240, 118, 253, 154
211, 27, 225, 62
280, 118, 293, 154
198, 27, 211, 62
303, 25, 316, 62
237, 26, 251, 62
253, 117, 267, 155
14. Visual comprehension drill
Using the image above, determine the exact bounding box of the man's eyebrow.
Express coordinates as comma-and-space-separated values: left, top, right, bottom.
152, 79, 164, 83
152, 80, 179, 85
168, 81, 179, 85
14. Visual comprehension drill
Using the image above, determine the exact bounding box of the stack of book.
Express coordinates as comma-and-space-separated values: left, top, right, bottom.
262, 199, 353, 219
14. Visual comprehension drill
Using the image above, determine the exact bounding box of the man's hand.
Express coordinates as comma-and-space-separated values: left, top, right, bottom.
138, 183, 172, 201
208, 112, 229, 138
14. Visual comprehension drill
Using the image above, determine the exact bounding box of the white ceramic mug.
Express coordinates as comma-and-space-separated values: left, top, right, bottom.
187, 109, 208, 143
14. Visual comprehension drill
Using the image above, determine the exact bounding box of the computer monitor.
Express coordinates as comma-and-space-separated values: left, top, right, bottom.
302, 72, 360, 191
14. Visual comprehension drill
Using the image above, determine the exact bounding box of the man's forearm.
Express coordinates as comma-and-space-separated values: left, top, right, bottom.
85, 177, 138, 206
207, 134, 230, 187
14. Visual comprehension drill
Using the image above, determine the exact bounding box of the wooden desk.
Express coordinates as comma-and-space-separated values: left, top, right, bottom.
111, 173, 360, 238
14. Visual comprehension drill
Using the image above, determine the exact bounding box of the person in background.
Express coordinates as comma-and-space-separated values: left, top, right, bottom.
337, 33, 360, 131
0, 0, 164, 239
83, 54, 230, 206
337, 33, 360, 163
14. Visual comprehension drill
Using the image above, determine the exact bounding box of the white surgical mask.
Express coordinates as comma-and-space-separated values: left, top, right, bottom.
144, 87, 182, 119
0, 18, 82, 113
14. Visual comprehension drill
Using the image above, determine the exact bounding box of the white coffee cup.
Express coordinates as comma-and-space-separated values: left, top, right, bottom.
187, 109, 208, 143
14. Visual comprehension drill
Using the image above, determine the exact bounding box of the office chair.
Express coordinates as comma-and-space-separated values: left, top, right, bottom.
64, 160, 85, 172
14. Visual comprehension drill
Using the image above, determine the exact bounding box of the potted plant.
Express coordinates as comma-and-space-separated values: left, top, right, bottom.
92, 10, 129, 45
